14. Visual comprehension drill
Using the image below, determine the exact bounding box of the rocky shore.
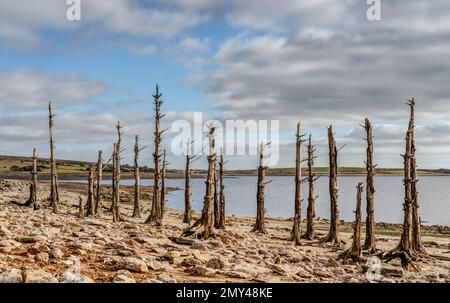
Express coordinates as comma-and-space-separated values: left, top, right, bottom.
0, 179, 449, 283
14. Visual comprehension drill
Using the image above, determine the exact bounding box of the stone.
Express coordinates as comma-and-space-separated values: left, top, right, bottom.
113, 270, 136, 283
61, 256, 93, 283
267, 264, 287, 275
193, 266, 209, 276
50, 247, 64, 260
15, 235, 46, 243
191, 242, 206, 250
0, 225, 10, 237
207, 257, 225, 269
225, 271, 250, 279
156, 274, 177, 283
164, 251, 180, 261
181, 257, 202, 267
23, 269, 58, 283
35, 252, 49, 263
0, 268, 23, 283
116, 257, 149, 273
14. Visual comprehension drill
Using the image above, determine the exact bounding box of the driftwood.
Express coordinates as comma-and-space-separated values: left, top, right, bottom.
95, 150, 103, 215
132, 135, 147, 218
112, 122, 124, 223
11, 148, 39, 210
216, 148, 226, 229
161, 149, 167, 215
85, 165, 95, 217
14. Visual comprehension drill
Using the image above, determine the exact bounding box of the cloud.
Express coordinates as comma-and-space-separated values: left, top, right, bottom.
129, 44, 156, 56
0, 69, 107, 110
178, 37, 210, 52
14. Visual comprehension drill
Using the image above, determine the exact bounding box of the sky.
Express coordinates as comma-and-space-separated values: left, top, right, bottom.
1, 0, 450, 170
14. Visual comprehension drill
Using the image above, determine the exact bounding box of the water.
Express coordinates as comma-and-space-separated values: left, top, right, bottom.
66, 175, 450, 226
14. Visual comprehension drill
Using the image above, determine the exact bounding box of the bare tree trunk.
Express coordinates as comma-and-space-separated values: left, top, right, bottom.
182, 125, 216, 239
110, 145, 116, 213
86, 165, 95, 217
385, 99, 419, 269
321, 126, 342, 246
217, 148, 226, 229
339, 183, 364, 262
24, 148, 39, 209
95, 150, 103, 215
363, 118, 377, 253
291, 122, 304, 245
213, 165, 220, 228
48, 102, 60, 213
303, 135, 318, 240
252, 142, 268, 234
161, 149, 167, 216
132, 135, 142, 218
112, 122, 123, 223
409, 99, 425, 255
78, 196, 84, 219
183, 142, 193, 224
146, 85, 165, 225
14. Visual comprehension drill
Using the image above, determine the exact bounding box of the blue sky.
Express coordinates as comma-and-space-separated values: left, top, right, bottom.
1, 1, 450, 169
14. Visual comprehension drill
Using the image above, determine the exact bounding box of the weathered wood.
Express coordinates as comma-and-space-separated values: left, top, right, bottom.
95, 150, 103, 215
112, 122, 124, 223
85, 165, 95, 217
146, 84, 165, 225
78, 196, 84, 219
23, 148, 38, 209
291, 122, 305, 245
48, 102, 60, 213
213, 163, 220, 228
217, 148, 226, 229
183, 140, 193, 224
252, 142, 268, 234
321, 126, 342, 246
132, 135, 142, 218
182, 125, 217, 239
303, 135, 318, 240
363, 118, 377, 253
339, 183, 364, 262
161, 149, 167, 215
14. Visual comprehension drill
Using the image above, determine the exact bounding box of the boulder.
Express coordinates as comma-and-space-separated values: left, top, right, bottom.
35, 252, 49, 263
207, 257, 225, 269
116, 257, 149, 273
113, 270, 136, 283
23, 269, 58, 283
0, 268, 23, 283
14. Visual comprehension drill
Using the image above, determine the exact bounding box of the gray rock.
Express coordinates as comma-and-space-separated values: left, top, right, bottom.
116, 257, 149, 273
23, 269, 58, 283
156, 274, 177, 283
113, 270, 136, 283
35, 252, 49, 263
193, 266, 209, 276
267, 264, 287, 275
0, 268, 23, 283
50, 247, 64, 260
207, 257, 225, 269
181, 257, 202, 267
381, 265, 403, 277
191, 242, 206, 250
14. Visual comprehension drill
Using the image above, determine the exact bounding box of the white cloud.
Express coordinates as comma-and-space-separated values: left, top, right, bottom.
129, 44, 156, 56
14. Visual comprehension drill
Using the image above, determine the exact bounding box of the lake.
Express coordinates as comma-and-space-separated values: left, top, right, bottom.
78, 175, 450, 226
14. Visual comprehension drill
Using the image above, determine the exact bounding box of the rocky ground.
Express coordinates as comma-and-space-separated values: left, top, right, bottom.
0, 179, 449, 283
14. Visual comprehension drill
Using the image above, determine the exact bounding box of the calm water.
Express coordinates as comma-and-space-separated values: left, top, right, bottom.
68, 176, 450, 226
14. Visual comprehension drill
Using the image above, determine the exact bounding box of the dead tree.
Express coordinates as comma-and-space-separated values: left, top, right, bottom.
161, 149, 168, 215
23, 148, 39, 209
321, 126, 343, 246
132, 135, 147, 218
110, 144, 117, 213
291, 123, 306, 245
252, 142, 270, 234
48, 102, 60, 213
213, 164, 220, 228
85, 165, 95, 217
409, 99, 425, 255
182, 125, 217, 239
303, 135, 319, 240
363, 118, 377, 253
216, 148, 226, 229
112, 122, 124, 223
384, 99, 419, 268
95, 150, 103, 215
146, 84, 166, 225
183, 140, 194, 224
78, 196, 84, 219
339, 183, 364, 262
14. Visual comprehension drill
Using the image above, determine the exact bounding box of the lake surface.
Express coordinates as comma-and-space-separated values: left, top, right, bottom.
66, 175, 450, 226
